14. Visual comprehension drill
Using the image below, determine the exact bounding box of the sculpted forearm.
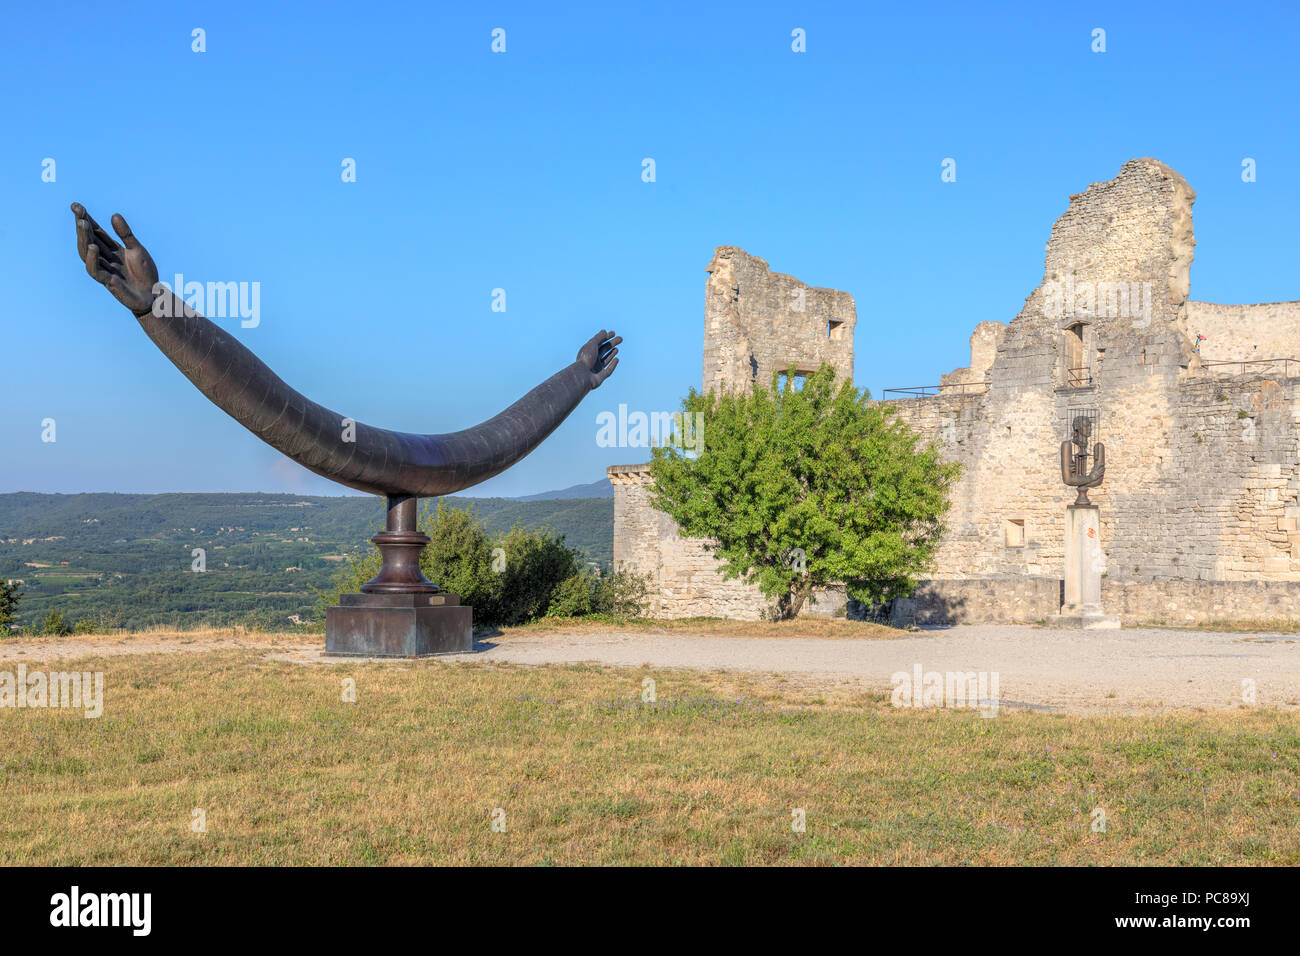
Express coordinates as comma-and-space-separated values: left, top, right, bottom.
73, 203, 621, 498
130, 287, 617, 496
135, 289, 386, 491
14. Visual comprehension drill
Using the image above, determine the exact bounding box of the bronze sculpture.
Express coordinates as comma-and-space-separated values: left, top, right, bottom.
72, 203, 621, 654
1060, 413, 1104, 506
1049, 409, 1119, 628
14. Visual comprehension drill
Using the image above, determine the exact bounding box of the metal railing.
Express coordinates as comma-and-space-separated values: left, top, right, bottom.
884, 358, 1300, 400
881, 381, 988, 399
1199, 358, 1300, 379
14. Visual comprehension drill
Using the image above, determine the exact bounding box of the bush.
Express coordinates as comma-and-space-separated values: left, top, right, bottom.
316, 499, 584, 628
491, 524, 583, 624
545, 566, 652, 618
592, 567, 651, 616
41, 611, 70, 636
418, 500, 505, 617
546, 572, 596, 617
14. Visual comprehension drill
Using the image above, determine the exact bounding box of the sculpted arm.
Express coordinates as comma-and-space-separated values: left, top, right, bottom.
71, 204, 620, 497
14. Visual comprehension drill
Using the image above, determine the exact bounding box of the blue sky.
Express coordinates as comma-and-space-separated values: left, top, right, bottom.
3, 1, 1298, 497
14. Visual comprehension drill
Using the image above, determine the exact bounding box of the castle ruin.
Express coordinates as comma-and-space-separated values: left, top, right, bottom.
609, 158, 1300, 625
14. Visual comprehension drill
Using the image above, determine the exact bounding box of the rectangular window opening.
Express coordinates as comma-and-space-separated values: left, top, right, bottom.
778, 370, 813, 392
1065, 323, 1091, 387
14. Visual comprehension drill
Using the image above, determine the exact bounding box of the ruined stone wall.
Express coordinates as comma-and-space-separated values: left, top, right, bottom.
1185, 301, 1300, 365
914, 575, 1300, 626
891, 159, 1300, 615
608, 464, 766, 619
611, 159, 1300, 623
704, 246, 855, 394
1160, 374, 1300, 579
893, 365, 1300, 606
941, 322, 1007, 389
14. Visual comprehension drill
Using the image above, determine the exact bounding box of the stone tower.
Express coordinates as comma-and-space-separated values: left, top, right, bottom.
703, 246, 856, 393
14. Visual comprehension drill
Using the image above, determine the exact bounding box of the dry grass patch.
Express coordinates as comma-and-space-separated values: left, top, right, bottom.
0, 649, 1295, 866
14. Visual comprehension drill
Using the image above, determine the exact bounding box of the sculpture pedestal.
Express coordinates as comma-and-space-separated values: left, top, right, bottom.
324, 495, 472, 657
1046, 504, 1120, 629
326, 592, 472, 657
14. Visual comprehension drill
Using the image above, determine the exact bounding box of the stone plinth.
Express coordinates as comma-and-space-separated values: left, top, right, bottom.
1047, 505, 1120, 629
326, 592, 472, 657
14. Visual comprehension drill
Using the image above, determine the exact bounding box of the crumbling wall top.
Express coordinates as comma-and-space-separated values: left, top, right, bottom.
703, 246, 855, 394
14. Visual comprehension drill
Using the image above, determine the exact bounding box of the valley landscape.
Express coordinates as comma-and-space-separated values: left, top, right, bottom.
0, 489, 613, 632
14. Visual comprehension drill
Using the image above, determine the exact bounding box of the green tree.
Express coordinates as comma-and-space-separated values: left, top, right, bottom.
649, 365, 960, 619
41, 610, 71, 636
0, 580, 21, 634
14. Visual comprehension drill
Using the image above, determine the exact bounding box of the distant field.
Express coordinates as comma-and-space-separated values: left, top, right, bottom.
0, 643, 1295, 865
0, 491, 613, 631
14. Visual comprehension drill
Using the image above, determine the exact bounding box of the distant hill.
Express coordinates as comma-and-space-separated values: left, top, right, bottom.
515, 479, 613, 501
0, 491, 612, 631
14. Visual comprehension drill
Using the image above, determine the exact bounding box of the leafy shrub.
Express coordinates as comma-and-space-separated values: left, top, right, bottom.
592, 567, 651, 616
41, 610, 70, 636
317, 500, 583, 628
491, 524, 583, 624
546, 572, 596, 617
546, 566, 651, 618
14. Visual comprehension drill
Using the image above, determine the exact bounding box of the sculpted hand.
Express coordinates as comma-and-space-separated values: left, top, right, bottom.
577, 330, 621, 390
71, 203, 159, 316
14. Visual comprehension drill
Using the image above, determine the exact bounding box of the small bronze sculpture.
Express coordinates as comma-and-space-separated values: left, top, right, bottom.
1049, 409, 1119, 628
1060, 414, 1104, 506
72, 203, 621, 654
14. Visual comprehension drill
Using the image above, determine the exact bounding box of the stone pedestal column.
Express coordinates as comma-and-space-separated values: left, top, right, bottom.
1047, 505, 1120, 629
325, 495, 472, 657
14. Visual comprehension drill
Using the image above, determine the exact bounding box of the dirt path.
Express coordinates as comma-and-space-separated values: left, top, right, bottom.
0, 634, 309, 663
3, 625, 1297, 713
462, 624, 1300, 712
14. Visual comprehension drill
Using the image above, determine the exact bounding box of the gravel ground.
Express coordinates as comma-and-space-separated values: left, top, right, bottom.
460, 624, 1300, 713
3, 625, 1297, 713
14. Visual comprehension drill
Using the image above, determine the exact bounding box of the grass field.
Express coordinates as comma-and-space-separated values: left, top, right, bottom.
1, 643, 1296, 865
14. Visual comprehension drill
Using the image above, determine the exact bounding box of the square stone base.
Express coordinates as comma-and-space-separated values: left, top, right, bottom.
1045, 613, 1121, 630
326, 592, 472, 657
